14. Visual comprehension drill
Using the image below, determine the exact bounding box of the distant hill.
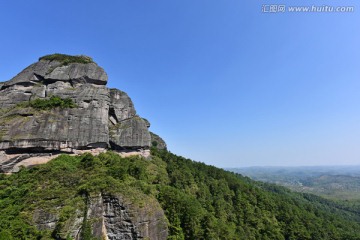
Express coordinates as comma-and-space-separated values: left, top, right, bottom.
228, 166, 360, 200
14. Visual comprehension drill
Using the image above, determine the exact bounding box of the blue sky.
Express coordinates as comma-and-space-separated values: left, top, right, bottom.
0, 0, 359, 167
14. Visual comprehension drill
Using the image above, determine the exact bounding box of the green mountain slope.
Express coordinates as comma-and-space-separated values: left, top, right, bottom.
1, 149, 360, 239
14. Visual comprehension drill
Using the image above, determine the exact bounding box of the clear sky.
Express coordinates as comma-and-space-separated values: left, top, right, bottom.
0, 0, 359, 167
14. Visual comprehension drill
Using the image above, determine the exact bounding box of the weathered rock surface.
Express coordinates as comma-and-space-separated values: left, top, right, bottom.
0, 54, 166, 173
32, 193, 168, 240
110, 117, 152, 150
2, 58, 107, 90
150, 132, 167, 150
45, 62, 108, 85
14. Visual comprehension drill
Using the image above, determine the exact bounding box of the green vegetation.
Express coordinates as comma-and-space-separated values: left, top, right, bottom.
1, 150, 360, 239
39, 53, 94, 65
17, 96, 77, 110
305, 175, 360, 200
232, 166, 360, 201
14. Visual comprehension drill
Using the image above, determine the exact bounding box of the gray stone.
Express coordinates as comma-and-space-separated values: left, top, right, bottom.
33, 209, 58, 230
44, 62, 108, 85
109, 89, 136, 122
0, 85, 32, 109
0, 86, 110, 151
32, 193, 168, 240
110, 117, 151, 150
3, 60, 61, 88
0, 54, 166, 172
150, 132, 167, 150
3, 59, 107, 89
91, 194, 168, 240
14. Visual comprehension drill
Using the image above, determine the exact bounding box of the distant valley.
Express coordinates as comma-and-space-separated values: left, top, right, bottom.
228, 166, 360, 201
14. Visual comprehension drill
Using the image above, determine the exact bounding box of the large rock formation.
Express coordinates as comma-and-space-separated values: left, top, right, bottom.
0, 54, 165, 172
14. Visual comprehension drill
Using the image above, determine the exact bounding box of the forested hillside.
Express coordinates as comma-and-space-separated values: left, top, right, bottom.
1, 149, 360, 239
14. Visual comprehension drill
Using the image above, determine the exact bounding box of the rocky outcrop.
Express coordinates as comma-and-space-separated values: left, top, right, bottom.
44, 62, 108, 85
2, 57, 107, 90
150, 132, 167, 150
110, 117, 152, 150
0, 54, 166, 173
0, 152, 54, 173
33, 193, 168, 240
95, 194, 167, 240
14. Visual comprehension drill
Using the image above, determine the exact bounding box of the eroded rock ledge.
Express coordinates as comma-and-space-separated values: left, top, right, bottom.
0, 54, 166, 173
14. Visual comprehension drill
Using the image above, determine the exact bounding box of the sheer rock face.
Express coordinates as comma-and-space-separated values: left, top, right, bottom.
110, 117, 152, 150
0, 55, 165, 171
32, 194, 168, 240
89, 194, 168, 240
0, 83, 110, 151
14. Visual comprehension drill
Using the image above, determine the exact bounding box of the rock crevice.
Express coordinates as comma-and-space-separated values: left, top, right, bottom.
33, 193, 168, 240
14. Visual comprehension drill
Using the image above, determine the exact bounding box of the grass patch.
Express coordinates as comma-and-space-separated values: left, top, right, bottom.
39, 54, 94, 65
17, 96, 77, 110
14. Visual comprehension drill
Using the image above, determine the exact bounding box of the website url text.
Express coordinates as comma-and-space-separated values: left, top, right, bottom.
262, 5, 354, 13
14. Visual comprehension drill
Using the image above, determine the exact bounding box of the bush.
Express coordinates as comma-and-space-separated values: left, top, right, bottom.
39, 53, 93, 65
18, 96, 77, 110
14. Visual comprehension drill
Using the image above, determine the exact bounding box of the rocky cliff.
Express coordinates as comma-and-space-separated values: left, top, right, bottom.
0, 54, 166, 173
33, 193, 168, 240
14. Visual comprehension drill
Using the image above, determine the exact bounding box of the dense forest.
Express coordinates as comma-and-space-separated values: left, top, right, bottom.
1, 148, 360, 239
